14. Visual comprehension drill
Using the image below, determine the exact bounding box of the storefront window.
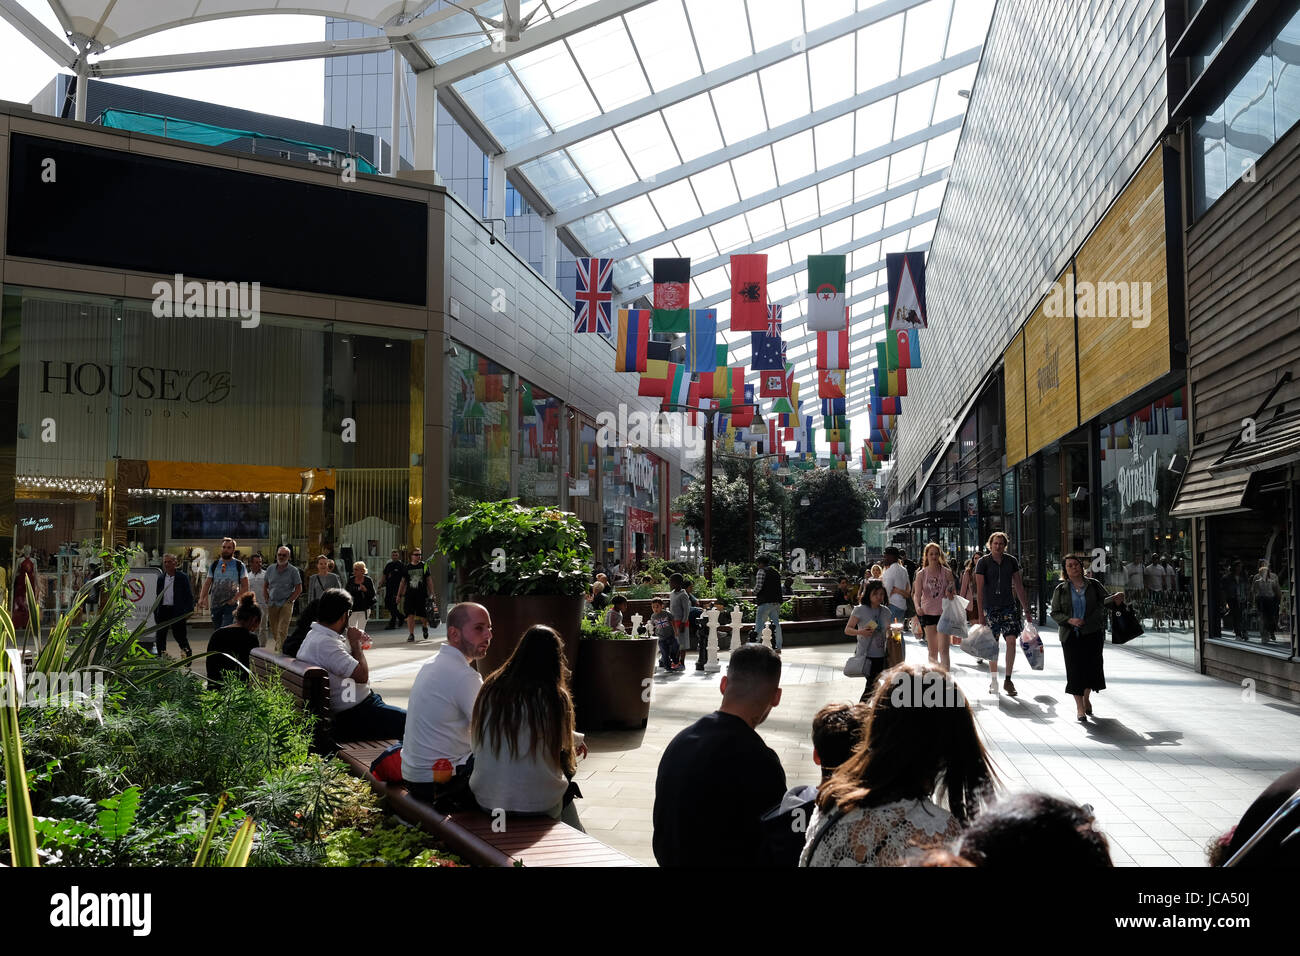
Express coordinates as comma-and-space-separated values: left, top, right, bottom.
961, 493, 979, 569
9, 285, 422, 619
1016, 460, 1039, 617
1041, 447, 1063, 590
448, 345, 510, 504
1098, 389, 1193, 664
602, 445, 660, 570
980, 480, 1004, 553
518, 380, 561, 506
1207, 484, 1292, 653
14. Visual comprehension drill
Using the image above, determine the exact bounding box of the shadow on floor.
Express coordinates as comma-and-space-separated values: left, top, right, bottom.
1083, 718, 1184, 748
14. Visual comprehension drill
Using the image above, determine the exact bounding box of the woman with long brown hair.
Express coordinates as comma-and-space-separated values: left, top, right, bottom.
800, 662, 997, 866
469, 625, 587, 829
913, 542, 957, 672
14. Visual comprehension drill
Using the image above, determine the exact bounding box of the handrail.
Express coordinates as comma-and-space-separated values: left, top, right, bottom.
1223, 787, 1300, 866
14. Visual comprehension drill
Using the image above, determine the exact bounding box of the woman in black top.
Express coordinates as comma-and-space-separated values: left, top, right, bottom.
1049, 554, 1123, 723
346, 561, 377, 643
207, 593, 262, 685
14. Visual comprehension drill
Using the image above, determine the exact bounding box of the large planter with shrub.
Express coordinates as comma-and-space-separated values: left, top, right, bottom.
574, 621, 657, 732
434, 499, 593, 684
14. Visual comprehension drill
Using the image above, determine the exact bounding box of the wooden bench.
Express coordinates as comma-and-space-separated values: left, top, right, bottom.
249, 648, 642, 867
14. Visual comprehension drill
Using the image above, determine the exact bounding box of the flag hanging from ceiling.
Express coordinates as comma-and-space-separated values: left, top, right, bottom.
759, 363, 789, 398
806, 254, 847, 331
870, 441, 893, 456
877, 342, 892, 373
765, 418, 782, 457
662, 363, 693, 410
818, 368, 847, 399
614, 308, 651, 372
574, 257, 614, 334
873, 367, 908, 397
653, 257, 691, 333
821, 397, 846, 418
686, 309, 718, 374
874, 413, 898, 431
870, 393, 903, 415
888, 327, 922, 369
826, 429, 849, 444
729, 385, 756, 426
695, 345, 730, 397
638, 358, 670, 397
647, 340, 671, 363
886, 251, 927, 330
730, 254, 769, 331
751, 306, 785, 370
816, 307, 851, 370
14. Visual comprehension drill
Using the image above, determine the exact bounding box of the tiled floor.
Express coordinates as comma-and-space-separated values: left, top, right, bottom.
188, 622, 1300, 867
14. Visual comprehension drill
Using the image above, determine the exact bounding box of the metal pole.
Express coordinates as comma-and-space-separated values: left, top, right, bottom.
703, 416, 713, 578
390, 48, 402, 174
74, 52, 89, 122
747, 463, 754, 561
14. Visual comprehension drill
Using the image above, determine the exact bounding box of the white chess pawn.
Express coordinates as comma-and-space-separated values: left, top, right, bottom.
704, 605, 722, 673
628, 612, 643, 637
760, 620, 774, 648
728, 604, 744, 652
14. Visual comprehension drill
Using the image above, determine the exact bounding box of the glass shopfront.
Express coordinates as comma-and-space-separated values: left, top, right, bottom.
517, 380, 562, 506
1206, 479, 1293, 654
1098, 389, 1193, 664
5, 285, 423, 621
448, 346, 510, 503
602, 445, 661, 570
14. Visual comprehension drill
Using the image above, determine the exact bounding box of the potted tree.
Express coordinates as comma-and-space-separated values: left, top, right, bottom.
434, 499, 591, 681
574, 612, 657, 732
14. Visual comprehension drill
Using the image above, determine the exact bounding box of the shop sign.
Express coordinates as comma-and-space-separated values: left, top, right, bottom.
20, 516, 53, 532
627, 507, 656, 534
40, 361, 232, 404
128, 513, 161, 527
1117, 430, 1159, 511
623, 448, 657, 494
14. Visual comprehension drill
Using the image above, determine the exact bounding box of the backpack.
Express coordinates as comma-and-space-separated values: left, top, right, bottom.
759, 785, 819, 867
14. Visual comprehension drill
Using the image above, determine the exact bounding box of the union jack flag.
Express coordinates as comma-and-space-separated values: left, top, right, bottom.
767, 303, 782, 337
574, 257, 614, 334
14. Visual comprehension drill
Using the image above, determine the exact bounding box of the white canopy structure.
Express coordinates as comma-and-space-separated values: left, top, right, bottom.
3, 0, 994, 426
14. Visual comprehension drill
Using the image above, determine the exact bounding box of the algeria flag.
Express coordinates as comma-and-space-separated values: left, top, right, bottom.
805, 254, 845, 331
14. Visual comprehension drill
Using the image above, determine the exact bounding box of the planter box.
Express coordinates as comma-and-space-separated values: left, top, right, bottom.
574, 637, 657, 732
471, 594, 585, 683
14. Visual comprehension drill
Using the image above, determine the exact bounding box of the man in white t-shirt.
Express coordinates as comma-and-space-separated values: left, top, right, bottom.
245, 553, 269, 646
402, 602, 494, 803
295, 588, 407, 743
880, 548, 911, 626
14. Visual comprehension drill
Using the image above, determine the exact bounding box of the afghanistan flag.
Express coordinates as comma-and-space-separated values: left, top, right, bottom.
886, 250, 927, 331
818, 369, 846, 399
573, 257, 613, 334
816, 307, 851, 370
614, 308, 651, 372
887, 328, 922, 369
662, 363, 693, 410
730, 254, 769, 331
686, 309, 718, 374
653, 257, 691, 332
751, 305, 784, 370
806, 254, 846, 331
638, 358, 671, 397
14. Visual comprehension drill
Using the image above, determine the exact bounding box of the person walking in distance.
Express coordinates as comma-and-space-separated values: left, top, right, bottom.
879, 547, 911, 639
974, 532, 1030, 697
382, 549, 405, 630
155, 552, 194, 658
197, 537, 249, 630
307, 554, 343, 604
245, 553, 269, 646
346, 561, 377, 649
263, 546, 303, 653
1049, 553, 1124, 722
397, 547, 434, 643
753, 555, 785, 653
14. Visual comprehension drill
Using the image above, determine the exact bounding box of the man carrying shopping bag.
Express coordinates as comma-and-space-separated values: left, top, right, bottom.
974, 532, 1031, 697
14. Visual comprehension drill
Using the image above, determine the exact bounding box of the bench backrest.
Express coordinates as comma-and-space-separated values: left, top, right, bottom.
249, 647, 333, 751
793, 595, 841, 620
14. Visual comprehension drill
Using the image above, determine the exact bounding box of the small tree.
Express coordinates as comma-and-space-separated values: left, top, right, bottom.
672, 457, 788, 566
791, 468, 869, 563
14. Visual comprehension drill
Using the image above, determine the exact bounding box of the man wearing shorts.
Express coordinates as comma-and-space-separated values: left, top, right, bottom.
974, 531, 1030, 697
396, 548, 434, 643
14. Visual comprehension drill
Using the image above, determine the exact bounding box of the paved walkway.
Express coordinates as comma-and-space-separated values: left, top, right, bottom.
181, 622, 1300, 867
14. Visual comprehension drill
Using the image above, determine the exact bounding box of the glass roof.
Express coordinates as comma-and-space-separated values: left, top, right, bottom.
410, 0, 993, 452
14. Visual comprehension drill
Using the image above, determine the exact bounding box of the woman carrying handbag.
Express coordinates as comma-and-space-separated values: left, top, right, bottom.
845, 581, 893, 702
1049, 554, 1124, 723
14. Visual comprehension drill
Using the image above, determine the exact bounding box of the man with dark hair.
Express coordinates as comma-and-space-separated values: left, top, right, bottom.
396, 547, 434, 643
955, 793, 1113, 868
196, 537, 249, 629
653, 644, 787, 866
382, 549, 405, 629
295, 588, 406, 743
811, 702, 870, 780
754, 555, 784, 652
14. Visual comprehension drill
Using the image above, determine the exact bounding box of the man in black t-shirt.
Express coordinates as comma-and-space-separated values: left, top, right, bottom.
653, 644, 787, 867
974, 531, 1030, 698
382, 550, 406, 629
396, 548, 434, 643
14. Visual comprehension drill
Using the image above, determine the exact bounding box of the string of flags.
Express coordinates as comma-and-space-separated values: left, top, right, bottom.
571, 248, 928, 472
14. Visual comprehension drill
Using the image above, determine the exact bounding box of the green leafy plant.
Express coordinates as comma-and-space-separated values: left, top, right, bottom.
434, 499, 593, 599
580, 618, 640, 641
324, 817, 464, 867
625, 582, 654, 600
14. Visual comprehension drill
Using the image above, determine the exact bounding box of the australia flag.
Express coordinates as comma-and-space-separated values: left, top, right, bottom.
750, 305, 784, 370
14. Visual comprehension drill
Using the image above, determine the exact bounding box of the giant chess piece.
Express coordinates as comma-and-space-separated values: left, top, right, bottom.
760, 620, 774, 649
703, 605, 722, 673
727, 604, 744, 653
628, 612, 643, 637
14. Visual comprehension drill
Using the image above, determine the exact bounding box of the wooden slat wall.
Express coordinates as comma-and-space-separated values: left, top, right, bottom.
1004, 331, 1027, 466
1076, 149, 1171, 420
1024, 267, 1079, 455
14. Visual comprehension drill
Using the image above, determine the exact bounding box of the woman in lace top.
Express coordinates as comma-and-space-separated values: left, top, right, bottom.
800, 662, 996, 867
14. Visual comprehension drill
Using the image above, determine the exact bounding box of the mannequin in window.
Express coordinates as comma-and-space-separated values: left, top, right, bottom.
12, 545, 40, 630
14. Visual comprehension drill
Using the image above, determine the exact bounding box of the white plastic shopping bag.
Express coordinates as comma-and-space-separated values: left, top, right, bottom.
962, 623, 998, 659
1019, 620, 1045, 670
937, 595, 969, 639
